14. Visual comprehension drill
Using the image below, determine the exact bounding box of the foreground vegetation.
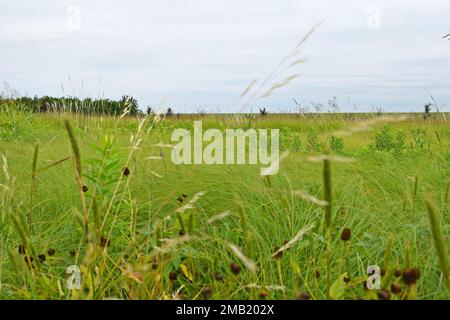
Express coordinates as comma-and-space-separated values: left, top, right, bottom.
0, 107, 449, 300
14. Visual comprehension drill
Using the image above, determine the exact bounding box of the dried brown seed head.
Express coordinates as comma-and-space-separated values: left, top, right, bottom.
100, 236, 111, 247
377, 289, 391, 300
230, 262, 241, 275
259, 290, 268, 299
24, 255, 34, 264
214, 272, 224, 281
341, 228, 351, 241
402, 268, 420, 286
202, 286, 213, 298
274, 246, 283, 259
296, 292, 310, 300
390, 283, 402, 294
169, 271, 178, 281
18, 244, 26, 255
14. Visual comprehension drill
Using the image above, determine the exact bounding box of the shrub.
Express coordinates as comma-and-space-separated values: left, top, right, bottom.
373, 125, 405, 153
330, 136, 344, 153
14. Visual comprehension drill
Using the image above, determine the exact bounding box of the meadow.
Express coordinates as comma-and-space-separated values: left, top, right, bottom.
0, 107, 449, 300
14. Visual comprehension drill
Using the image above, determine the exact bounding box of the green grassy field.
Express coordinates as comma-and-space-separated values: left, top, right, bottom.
0, 109, 449, 300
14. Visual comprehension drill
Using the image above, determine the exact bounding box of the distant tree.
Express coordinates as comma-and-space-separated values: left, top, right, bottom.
424, 103, 432, 118
120, 95, 139, 115
146, 106, 153, 115
0, 95, 143, 116
259, 107, 268, 117
166, 107, 174, 117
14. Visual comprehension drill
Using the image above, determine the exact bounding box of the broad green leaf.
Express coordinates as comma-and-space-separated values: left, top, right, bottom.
329, 273, 347, 300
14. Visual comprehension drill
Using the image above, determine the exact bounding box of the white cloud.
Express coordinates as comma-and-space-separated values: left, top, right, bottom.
1, 0, 449, 112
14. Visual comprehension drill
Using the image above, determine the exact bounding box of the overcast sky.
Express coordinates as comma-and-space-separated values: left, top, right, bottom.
1, 0, 449, 112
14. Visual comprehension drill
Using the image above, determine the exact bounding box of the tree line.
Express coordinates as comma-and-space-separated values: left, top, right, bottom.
0, 95, 141, 116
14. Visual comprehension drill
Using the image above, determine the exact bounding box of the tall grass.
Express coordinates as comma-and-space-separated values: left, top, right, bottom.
0, 108, 449, 299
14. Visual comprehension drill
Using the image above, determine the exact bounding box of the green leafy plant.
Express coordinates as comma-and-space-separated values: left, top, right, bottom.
373, 125, 405, 154
85, 135, 126, 210
280, 127, 301, 152
412, 128, 426, 149
306, 128, 321, 152
330, 136, 344, 154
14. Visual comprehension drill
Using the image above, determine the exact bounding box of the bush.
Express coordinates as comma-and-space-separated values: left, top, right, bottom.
330, 136, 344, 153
373, 125, 405, 154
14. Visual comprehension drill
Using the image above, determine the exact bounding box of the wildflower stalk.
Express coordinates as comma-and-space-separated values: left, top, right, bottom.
382, 235, 394, 288
64, 120, 89, 240
445, 178, 449, 203
412, 176, 418, 222
322, 155, 333, 299
29, 144, 39, 234
404, 240, 411, 268
323, 157, 332, 229
276, 259, 286, 300
424, 195, 450, 293
237, 198, 252, 248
